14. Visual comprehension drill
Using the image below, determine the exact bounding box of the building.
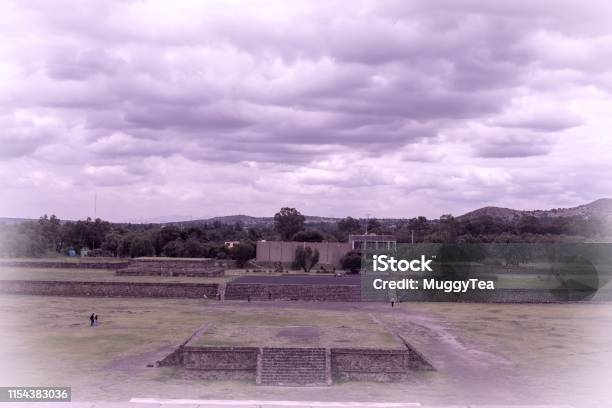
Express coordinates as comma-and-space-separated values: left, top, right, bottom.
348, 234, 397, 251
224, 241, 241, 249
255, 234, 397, 267
256, 241, 350, 267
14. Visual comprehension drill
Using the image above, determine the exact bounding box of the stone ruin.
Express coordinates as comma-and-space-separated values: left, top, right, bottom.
156, 324, 434, 386
115, 257, 225, 277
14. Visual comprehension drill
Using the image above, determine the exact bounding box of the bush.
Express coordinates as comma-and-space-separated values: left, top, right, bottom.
86, 248, 114, 257
230, 242, 256, 267
128, 236, 155, 258
291, 230, 324, 242
182, 238, 207, 258
162, 239, 185, 257
340, 250, 361, 272
292, 246, 320, 272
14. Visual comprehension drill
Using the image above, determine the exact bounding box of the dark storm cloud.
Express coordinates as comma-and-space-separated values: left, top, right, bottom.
1, 0, 610, 220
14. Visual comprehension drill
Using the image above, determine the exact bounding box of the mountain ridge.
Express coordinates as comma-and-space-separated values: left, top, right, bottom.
2, 198, 610, 226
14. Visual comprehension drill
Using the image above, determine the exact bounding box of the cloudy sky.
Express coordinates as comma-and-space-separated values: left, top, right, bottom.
1, 0, 611, 222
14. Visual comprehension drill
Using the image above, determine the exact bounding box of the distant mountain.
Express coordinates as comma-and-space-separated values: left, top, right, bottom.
2, 199, 611, 227
0, 217, 32, 225
170, 214, 343, 228
142, 215, 201, 223
457, 199, 612, 223
198, 215, 273, 227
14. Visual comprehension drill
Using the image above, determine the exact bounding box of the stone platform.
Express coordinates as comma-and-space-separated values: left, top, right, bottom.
157, 313, 433, 386
159, 344, 432, 386
116, 257, 225, 277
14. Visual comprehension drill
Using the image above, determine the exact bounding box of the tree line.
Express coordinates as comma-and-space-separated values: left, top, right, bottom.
0, 207, 608, 260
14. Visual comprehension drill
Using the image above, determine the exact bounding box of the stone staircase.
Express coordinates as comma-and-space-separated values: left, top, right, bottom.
257, 347, 331, 386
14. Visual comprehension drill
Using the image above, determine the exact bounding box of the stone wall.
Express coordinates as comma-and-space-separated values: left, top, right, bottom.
0, 260, 129, 269
256, 241, 350, 267
116, 258, 225, 277
0, 280, 218, 298
224, 283, 361, 302
159, 345, 432, 385
258, 347, 330, 386
180, 346, 258, 380
367, 286, 609, 303
330, 348, 433, 382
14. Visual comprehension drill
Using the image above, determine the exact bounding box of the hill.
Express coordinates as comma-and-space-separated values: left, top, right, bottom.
458, 199, 612, 223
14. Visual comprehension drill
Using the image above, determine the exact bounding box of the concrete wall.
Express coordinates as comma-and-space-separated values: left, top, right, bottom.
224, 283, 361, 302
0, 280, 218, 298
256, 241, 350, 267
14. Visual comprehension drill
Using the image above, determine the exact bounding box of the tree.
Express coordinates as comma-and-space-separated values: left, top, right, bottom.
162, 239, 185, 257
340, 250, 361, 272
292, 246, 320, 272
518, 215, 542, 234
337, 217, 362, 235
182, 238, 207, 257
274, 207, 305, 240
291, 230, 324, 242
366, 218, 382, 234
154, 225, 181, 255
230, 242, 256, 267
38, 214, 62, 252
440, 214, 458, 244
101, 232, 122, 256
128, 235, 155, 257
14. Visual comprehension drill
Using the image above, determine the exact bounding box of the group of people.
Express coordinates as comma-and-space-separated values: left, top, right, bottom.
89, 313, 99, 327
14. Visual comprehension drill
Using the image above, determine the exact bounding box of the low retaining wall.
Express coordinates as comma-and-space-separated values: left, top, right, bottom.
0, 280, 218, 298
0, 260, 129, 269
159, 345, 432, 385
178, 347, 258, 380
386, 288, 609, 303
331, 349, 414, 382
224, 283, 361, 302
116, 258, 225, 277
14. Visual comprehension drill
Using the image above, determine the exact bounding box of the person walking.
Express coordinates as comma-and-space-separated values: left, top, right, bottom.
94, 314, 99, 326
89, 313, 95, 327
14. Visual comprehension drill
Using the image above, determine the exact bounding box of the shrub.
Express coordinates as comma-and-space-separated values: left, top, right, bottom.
182, 238, 207, 258
128, 236, 155, 258
293, 246, 320, 272
340, 250, 361, 272
291, 230, 324, 242
229, 242, 256, 267
162, 239, 185, 257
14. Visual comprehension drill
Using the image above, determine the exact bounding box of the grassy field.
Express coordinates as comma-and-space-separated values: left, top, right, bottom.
0, 267, 236, 284
0, 265, 580, 291
190, 307, 398, 348
1, 294, 611, 406
0, 257, 127, 263
0, 266, 341, 284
